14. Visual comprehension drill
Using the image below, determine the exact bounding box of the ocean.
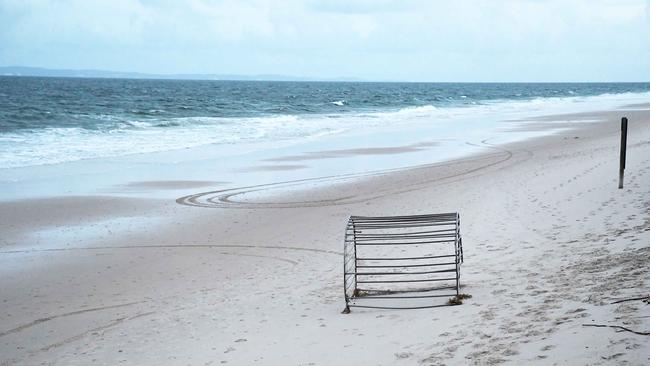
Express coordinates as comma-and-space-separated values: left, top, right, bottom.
1, 76, 650, 169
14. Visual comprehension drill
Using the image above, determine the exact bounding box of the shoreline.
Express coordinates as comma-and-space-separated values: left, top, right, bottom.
1, 102, 642, 245
2, 91, 650, 202
1, 106, 650, 365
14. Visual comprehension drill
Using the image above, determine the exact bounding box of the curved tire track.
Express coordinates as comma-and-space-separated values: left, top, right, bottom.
0, 301, 145, 338
0, 244, 341, 256
176, 143, 527, 209
0, 245, 311, 340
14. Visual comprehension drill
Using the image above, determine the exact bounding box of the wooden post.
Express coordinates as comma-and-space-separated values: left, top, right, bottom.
619, 117, 628, 189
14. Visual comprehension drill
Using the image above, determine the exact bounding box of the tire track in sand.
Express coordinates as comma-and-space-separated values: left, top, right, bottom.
0, 301, 146, 338
176, 142, 526, 209
0, 245, 306, 341
0, 244, 341, 257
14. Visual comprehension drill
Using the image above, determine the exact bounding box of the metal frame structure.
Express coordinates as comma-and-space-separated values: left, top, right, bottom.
343, 213, 463, 312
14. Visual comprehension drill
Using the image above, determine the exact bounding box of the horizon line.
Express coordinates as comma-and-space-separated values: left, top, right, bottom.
1, 65, 649, 84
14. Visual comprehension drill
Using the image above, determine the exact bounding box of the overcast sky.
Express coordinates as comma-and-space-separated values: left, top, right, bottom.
0, 0, 648, 81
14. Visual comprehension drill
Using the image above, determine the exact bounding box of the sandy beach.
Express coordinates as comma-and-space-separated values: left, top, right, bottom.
1, 106, 649, 365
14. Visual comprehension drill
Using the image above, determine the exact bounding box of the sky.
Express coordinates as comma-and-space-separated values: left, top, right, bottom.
0, 0, 648, 82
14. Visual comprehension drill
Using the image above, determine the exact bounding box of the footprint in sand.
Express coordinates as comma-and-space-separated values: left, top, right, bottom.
395, 352, 413, 359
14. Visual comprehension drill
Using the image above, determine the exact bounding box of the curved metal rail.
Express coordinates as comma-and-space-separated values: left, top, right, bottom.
343, 213, 463, 312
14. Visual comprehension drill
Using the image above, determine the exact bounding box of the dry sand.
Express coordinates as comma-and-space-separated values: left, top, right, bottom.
1, 109, 649, 365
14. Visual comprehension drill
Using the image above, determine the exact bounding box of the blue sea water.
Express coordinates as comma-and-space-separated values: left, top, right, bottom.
1, 76, 650, 169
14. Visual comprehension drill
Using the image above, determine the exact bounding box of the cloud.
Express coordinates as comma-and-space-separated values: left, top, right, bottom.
0, 0, 648, 80
306, 0, 414, 14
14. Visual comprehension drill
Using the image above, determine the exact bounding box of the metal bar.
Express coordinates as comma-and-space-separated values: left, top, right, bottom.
357, 261, 457, 268
351, 217, 457, 222
357, 277, 457, 284
352, 228, 457, 236
355, 239, 457, 246
354, 231, 457, 237
342, 220, 350, 310
352, 217, 457, 223
348, 268, 457, 276
351, 217, 457, 221
347, 304, 452, 310
354, 234, 457, 241
352, 220, 358, 299
343, 219, 353, 306
351, 213, 458, 219
352, 293, 457, 299
352, 218, 456, 223
351, 223, 457, 229
454, 217, 460, 296
357, 254, 456, 261
355, 285, 457, 293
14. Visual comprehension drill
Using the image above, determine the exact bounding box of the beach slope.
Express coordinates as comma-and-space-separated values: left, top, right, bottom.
1, 110, 649, 365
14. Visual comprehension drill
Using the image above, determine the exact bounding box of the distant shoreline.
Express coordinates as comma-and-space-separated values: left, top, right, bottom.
2, 67, 649, 83
0, 66, 364, 82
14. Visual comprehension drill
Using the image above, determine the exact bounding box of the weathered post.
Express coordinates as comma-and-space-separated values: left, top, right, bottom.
618, 117, 628, 189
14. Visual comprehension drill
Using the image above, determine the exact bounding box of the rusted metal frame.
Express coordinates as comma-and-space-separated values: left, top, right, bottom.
344, 213, 463, 311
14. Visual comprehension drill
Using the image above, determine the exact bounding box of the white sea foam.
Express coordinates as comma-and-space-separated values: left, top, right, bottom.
1, 91, 649, 169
